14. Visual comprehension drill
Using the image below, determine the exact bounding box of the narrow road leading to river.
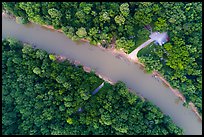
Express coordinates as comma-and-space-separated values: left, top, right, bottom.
2, 16, 202, 135
129, 39, 154, 60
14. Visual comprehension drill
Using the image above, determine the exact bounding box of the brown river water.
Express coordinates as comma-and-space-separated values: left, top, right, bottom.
2, 16, 202, 135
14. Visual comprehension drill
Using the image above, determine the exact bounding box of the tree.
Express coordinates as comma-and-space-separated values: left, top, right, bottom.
137, 28, 150, 40
33, 67, 41, 75
63, 82, 72, 90
56, 75, 66, 84
49, 54, 56, 61
99, 113, 112, 126
22, 45, 34, 55
134, 10, 152, 26
79, 2, 93, 15
75, 10, 86, 24
99, 12, 110, 23
66, 117, 73, 124
154, 17, 168, 31
76, 27, 87, 38
16, 16, 29, 24
115, 37, 135, 53
48, 8, 62, 19
114, 15, 125, 26
36, 50, 47, 60
88, 27, 99, 37
120, 3, 130, 17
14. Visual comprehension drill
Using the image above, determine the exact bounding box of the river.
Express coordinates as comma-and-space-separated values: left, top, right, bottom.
2, 16, 202, 135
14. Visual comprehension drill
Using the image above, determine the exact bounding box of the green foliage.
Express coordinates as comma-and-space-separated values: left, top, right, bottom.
120, 3, 130, 17
81, 3, 93, 15
22, 45, 34, 54
66, 117, 73, 124
48, 8, 62, 19
115, 37, 135, 53
16, 16, 29, 24
154, 17, 168, 31
134, 8, 152, 26
114, 15, 125, 26
36, 50, 47, 60
135, 2, 202, 115
99, 12, 110, 23
76, 27, 87, 38
33, 67, 41, 75
49, 54, 56, 61
137, 29, 150, 40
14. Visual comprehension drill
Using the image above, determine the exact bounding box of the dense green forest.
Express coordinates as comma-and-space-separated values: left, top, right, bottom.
2, 2, 202, 115
2, 38, 183, 135
136, 2, 202, 115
